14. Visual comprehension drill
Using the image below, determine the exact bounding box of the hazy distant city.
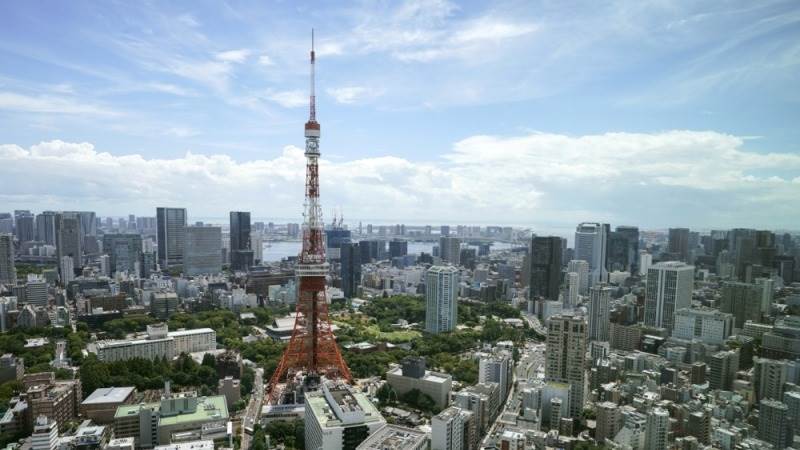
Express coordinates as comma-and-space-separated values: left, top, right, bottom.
2, 2, 800, 450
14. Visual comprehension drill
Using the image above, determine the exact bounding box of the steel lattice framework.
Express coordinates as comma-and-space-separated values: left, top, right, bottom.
266, 31, 352, 404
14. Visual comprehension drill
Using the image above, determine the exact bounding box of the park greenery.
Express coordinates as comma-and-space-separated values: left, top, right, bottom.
252, 421, 305, 450
0, 292, 528, 427
339, 295, 528, 386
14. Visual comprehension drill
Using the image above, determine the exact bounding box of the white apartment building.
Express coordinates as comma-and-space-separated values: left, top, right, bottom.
673, 308, 734, 345
91, 327, 216, 362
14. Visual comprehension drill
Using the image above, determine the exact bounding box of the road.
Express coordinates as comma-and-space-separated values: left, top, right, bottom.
480, 342, 545, 449
523, 313, 547, 337
240, 367, 264, 450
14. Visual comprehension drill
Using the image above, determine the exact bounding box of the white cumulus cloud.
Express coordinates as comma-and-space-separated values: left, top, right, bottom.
215, 49, 251, 63
0, 131, 798, 230
326, 86, 384, 104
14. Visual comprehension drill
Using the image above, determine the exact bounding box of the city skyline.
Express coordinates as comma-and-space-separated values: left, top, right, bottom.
2, 3, 800, 449
2, 1, 800, 228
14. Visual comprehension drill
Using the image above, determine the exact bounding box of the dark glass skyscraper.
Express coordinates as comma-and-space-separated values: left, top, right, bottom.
608, 226, 639, 273
14, 212, 35, 243
156, 207, 187, 269
103, 234, 143, 275
230, 211, 253, 271
341, 242, 361, 298
389, 239, 408, 259
55, 212, 83, 270
325, 228, 351, 261
529, 236, 563, 301
35, 211, 57, 245
668, 227, 690, 263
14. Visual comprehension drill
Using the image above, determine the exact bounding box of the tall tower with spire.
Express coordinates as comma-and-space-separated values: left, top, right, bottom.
266, 31, 352, 404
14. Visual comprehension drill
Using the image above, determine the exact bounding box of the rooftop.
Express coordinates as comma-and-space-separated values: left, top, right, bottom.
387, 366, 451, 384
153, 440, 214, 450
82, 387, 135, 405
114, 395, 228, 426
167, 328, 215, 337
356, 425, 427, 450
306, 385, 382, 429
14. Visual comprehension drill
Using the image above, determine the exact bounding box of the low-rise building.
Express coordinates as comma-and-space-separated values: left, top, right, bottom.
355, 424, 428, 450
81, 387, 136, 424
152, 440, 214, 450
90, 326, 216, 362
113, 391, 230, 448
106, 437, 136, 450
386, 357, 452, 409
0, 397, 30, 436
24, 373, 81, 431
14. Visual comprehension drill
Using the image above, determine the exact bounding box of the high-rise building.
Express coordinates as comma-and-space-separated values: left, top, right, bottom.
0, 214, 12, 234
565, 272, 579, 308
615, 226, 640, 272
639, 252, 653, 276
439, 237, 461, 266
588, 284, 612, 342
36, 211, 57, 245
184, 226, 222, 276
784, 391, 800, 435
753, 358, 800, 402
478, 354, 512, 398
567, 260, 589, 296
75, 211, 97, 238
388, 239, 408, 259
25, 277, 48, 306
14, 212, 35, 244
59, 256, 74, 285
425, 265, 459, 334
305, 382, 386, 450
644, 407, 669, 450
341, 242, 361, 299
668, 228, 690, 263
720, 282, 764, 328
229, 211, 253, 271
545, 314, 587, 418
574, 223, 609, 285
596, 401, 622, 444
672, 308, 733, 345
431, 406, 475, 450
644, 262, 694, 332
102, 234, 143, 276
156, 207, 187, 269
529, 236, 563, 301
55, 212, 83, 274
251, 232, 263, 264
708, 350, 739, 391
0, 234, 15, 285
759, 399, 791, 449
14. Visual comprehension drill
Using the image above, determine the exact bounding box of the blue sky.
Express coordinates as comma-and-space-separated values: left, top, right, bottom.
1, 1, 799, 231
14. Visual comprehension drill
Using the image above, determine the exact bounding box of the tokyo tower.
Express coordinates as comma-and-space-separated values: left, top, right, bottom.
266, 31, 352, 404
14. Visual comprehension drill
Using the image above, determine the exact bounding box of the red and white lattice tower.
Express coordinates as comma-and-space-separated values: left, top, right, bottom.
266, 31, 352, 404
